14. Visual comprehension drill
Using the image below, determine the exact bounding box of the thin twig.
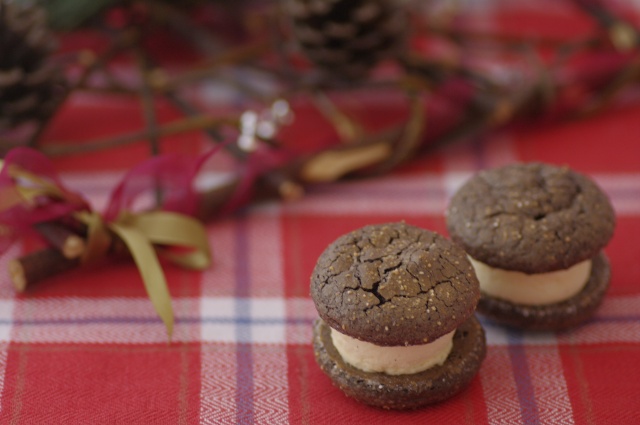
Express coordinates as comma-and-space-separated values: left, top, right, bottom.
27, 33, 134, 148
369, 93, 426, 175
575, 53, 640, 117
573, 0, 640, 51
149, 1, 225, 56
132, 40, 161, 156
420, 22, 604, 49
311, 91, 364, 143
34, 221, 86, 259
41, 115, 238, 157
158, 41, 271, 91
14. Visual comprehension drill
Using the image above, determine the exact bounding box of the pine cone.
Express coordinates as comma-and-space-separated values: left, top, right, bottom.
0, 1, 65, 132
288, 0, 409, 80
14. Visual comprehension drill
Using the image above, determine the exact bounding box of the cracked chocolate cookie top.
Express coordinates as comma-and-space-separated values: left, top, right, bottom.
310, 222, 480, 346
446, 162, 615, 273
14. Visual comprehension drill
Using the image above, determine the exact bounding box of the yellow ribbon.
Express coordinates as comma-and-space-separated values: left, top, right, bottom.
0, 159, 85, 210
75, 210, 212, 340
2, 159, 212, 340
0, 185, 24, 212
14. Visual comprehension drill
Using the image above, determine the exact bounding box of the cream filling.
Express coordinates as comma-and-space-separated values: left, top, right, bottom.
468, 256, 592, 305
330, 328, 455, 375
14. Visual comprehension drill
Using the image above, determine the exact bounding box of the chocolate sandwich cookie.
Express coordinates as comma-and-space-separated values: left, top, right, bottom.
310, 222, 486, 409
446, 162, 615, 330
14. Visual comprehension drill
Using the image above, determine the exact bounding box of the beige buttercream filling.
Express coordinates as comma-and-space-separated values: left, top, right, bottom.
330, 328, 455, 375
468, 256, 592, 305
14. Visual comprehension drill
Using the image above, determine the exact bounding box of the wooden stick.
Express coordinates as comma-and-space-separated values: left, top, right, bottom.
34, 221, 86, 259
9, 248, 80, 292
255, 171, 305, 202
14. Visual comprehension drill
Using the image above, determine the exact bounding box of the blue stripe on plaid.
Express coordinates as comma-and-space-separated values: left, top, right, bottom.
235, 216, 254, 424
507, 330, 540, 425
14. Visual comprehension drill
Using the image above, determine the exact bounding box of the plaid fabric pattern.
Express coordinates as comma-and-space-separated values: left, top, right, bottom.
2, 105, 639, 423
2, 1, 640, 423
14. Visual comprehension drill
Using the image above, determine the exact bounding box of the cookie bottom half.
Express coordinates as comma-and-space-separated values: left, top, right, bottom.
313, 315, 486, 410
477, 252, 610, 331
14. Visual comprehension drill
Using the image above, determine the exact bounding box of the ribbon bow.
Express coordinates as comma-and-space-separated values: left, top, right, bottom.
0, 148, 213, 339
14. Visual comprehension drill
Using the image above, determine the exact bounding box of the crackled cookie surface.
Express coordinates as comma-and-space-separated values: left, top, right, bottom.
446, 162, 615, 273
310, 222, 480, 346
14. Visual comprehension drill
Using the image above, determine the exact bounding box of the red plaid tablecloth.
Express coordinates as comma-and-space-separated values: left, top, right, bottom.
1, 1, 640, 423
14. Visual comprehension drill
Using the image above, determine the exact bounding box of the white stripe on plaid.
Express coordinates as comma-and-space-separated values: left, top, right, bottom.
201, 212, 285, 298
0, 301, 13, 343
283, 174, 448, 215
252, 345, 289, 424
0, 344, 7, 415
8, 297, 199, 344
480, 347, 524, 425
59, 164, 640, 218
60, 171, 124, 213
597, 294, 640, 316
557, 322, 640, 345
199, 326, 290, 423
200, 343, 237, 425
1, 295, 638, 344
595, 174, 640, 215
279, 172, 640, 216
442, 135, 519, 173
286, 298, 317, 345
0, 243, 21, 300
527, 347, 575, 424
245, 213, 286, 297
0, 244, 17, 343
481, 334, 575, 424
200, 298, 288, 344
485, 294, 640, 347
201, 222, 239, 296
0, 294, 634, 351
